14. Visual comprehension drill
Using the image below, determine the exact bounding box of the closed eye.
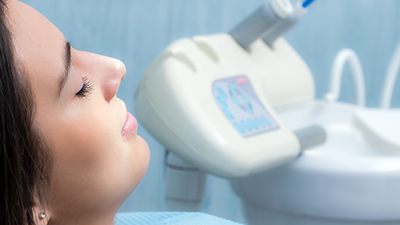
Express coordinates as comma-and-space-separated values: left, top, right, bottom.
76, 76, 94, 98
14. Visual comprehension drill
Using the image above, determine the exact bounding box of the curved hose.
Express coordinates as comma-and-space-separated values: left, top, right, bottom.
325, 49, 366, 107
381, 42, 400, 109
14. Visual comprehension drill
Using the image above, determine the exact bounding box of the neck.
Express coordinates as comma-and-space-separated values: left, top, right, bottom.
48, 207, 118, 225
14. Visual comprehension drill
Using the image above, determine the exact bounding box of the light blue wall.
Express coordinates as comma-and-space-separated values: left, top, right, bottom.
23, 0, 400, 223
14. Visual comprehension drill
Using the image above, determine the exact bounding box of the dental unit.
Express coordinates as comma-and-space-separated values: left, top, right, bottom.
135, 0, 400, 224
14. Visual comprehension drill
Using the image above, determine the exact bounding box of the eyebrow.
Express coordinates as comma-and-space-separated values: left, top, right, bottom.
58, 41, 72, 97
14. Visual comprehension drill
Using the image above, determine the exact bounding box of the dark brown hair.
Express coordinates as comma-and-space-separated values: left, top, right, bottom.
0, 1, 51, 225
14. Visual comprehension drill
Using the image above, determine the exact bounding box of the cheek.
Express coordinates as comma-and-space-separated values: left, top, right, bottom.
39, 103, 121, 183
52, 113, 118, 167
41, 104, 150, 210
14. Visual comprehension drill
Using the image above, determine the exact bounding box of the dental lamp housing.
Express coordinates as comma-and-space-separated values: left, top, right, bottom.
134, 34, 314, 178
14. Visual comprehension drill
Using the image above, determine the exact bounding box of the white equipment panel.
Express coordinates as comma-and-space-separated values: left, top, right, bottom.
135, 34, 313, 177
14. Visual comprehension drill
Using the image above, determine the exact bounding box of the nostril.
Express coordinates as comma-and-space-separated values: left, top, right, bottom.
104, 79, 120, 102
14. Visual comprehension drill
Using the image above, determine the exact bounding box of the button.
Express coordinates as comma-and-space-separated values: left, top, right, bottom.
239, 121, 247, 134
253, 119, 260, 130
258, 117, 266, 129
234, 122, 245, 134
215, 87, 227, 99
246, 119, 254, 132
222, 108, 234, 120
217, 97, 228, 108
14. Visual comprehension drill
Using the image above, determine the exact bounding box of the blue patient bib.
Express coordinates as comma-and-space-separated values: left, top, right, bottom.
115, 212, 244, 225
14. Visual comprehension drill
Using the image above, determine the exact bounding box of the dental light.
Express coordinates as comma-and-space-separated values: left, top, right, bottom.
134, 0, 320, 178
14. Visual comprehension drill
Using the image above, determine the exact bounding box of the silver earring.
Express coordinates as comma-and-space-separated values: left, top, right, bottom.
38, 212, 46, 220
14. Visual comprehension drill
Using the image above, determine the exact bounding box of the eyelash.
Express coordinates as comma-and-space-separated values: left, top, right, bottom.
76, 76, 94, 98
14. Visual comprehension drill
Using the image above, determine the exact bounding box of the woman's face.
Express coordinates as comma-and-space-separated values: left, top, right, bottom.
8, 0, 149, 220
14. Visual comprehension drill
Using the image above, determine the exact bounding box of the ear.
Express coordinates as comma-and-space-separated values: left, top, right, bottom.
32, 202, 51, 225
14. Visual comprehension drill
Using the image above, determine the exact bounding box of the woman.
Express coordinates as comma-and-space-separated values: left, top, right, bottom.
1, 0, 150, 224
0, 1, 241, 225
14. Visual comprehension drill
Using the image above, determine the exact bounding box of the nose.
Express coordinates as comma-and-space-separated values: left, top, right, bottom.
101, 57, 126, 102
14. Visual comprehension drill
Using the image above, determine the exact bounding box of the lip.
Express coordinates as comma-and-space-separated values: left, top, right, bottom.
122, 112, 138, 137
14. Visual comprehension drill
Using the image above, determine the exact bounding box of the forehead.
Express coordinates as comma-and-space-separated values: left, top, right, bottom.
7, 1, 65, 102
8, 1, 64, 65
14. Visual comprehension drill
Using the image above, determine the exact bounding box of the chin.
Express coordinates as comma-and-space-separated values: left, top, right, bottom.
126, 135, 150, 191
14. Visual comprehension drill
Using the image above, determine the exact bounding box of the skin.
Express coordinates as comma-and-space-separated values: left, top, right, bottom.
7, 1, 150, 225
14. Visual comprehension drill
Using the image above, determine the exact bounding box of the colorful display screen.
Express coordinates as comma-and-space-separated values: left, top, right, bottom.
212, 75, 278, 137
